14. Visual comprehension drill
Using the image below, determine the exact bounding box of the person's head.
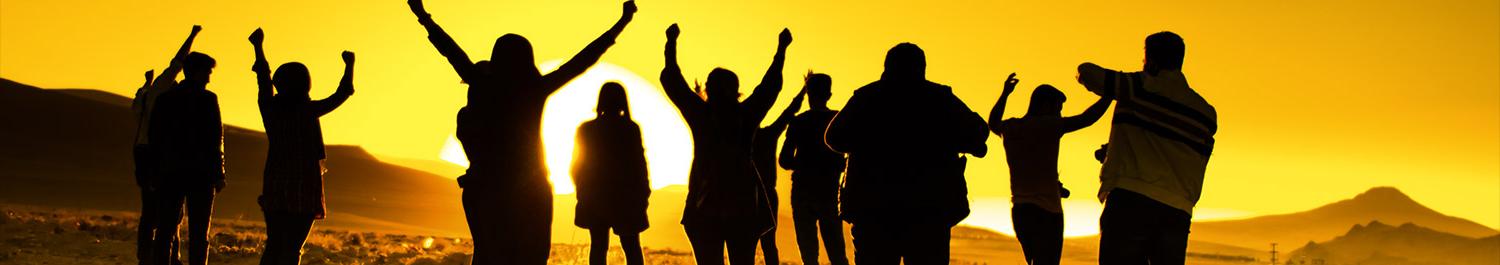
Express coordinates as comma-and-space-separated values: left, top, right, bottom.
490, 34, 541, 80
805, 73, 832, 109
596, 82, 630, 118
273, 62, 312, 98
1144, 31, 1185, 75
1026, 84, 1066, 116
182, 52, 216, 83
705, 68, 740, 107
881, 43, 926, 81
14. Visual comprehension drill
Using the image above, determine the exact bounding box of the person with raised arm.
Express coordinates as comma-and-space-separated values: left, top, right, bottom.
824, 43, 989, 265
751, 87, 807, 265
1076, 31, 1217, 265
661, 23, 791, 265
988, 73, 1111, 265
147, 27, 222, 265
248, 28, 355, 265
406, 0, 635, 263
131, 25, 200, 265
779, 72, 851, 265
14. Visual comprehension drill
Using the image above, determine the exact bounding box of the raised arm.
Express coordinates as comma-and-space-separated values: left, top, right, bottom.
774, 90, 804, 169
312, 51, 357, 116
1077, 62, 1137, 100
249, 29, 273, 105
660, 24, 703, 119
155, 25, 202, 84
988, 73, 1019, 136
543, 0, 636, 90
132, 70, 156, 115
409, 0, 478, 82
741, 29, 793, 118
1061, 96, 1112, 133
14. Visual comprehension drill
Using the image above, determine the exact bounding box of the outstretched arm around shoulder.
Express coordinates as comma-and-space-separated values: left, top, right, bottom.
1062, 95, 1112, 133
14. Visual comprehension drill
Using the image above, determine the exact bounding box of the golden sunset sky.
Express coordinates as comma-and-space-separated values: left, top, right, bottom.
2, 0, 1496, 236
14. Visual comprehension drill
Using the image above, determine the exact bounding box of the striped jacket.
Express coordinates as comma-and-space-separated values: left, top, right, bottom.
1078, 63, 1217, 214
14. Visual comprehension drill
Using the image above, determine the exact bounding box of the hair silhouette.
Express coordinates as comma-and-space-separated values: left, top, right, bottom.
660, 23, 790, 265
248, 28, 355, 265
1145, 31, 1185, 74
572, 82, 649, 265
825, 42, 989, 265
408, 0, 635, 263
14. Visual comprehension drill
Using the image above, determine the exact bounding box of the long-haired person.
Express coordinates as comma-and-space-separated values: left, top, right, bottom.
406, 0, 635, 263
571, 83, 650, 265
660, 23, 790, 265
248, 29, 355, 265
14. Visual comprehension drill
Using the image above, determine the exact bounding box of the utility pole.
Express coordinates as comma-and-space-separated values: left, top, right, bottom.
1270, 243, 1279, 265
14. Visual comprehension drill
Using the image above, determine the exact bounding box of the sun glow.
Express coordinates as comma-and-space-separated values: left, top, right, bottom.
435, 61, 694, 195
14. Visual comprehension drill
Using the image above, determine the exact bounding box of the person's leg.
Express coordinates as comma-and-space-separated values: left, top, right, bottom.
902, 223, 951, 265
183, 187, 215, 265
460, 188, 495, 264
1146, 201, 1191, 265
258, 212, 280, 265
152, 189, 186, 265
1098, 190, 1150, 265
518, 188, 554, 264
817, 207, 849, 265
1040, 209, 1064, 265
1013, 205, 1041, 264
686, 225, 726, 265
726, 234, 758, 265
850, 222, 899, 265
759, 227, 779, 265
619, 232, 644, 265
137, 188, 156, 265
589, 228, 609, 265
792, 205, 821, 265
280, 215, 316, 264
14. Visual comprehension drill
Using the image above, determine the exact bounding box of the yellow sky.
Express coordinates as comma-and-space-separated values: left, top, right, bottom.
3, 0, 1497, 234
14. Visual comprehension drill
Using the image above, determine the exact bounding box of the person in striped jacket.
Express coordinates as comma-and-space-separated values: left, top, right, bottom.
1077, 31, 1218, 265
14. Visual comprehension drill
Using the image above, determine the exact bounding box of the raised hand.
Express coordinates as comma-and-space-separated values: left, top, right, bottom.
778, 28, 792, 48
191, 25, 203, 35
1003, 72, 1019, 96
622, 0, 637, 18
143, 70, 155, 84
666, 23, 680, 40
342, 51, 355, 65
248, 28, 264, 45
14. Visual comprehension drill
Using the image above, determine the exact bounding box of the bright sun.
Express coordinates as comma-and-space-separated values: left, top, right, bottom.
438, 61, 694, 195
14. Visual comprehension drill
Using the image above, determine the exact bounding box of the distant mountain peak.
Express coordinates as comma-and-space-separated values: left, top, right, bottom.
1351, 186, 1416, 204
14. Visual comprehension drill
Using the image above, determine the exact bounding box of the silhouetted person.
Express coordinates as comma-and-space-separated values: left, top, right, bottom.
571, 82, 649, 265
661, 24, 789, 265
131, 25, 200, 265
248, 29, 355, 265
752, 88, 805, 265
148, 49, 223, 265
778, 73, 850, 265
989, 73, 1111, 265
825, 43, 988, 265
408, 0, 635, 263
1077, 31, 1217, 265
